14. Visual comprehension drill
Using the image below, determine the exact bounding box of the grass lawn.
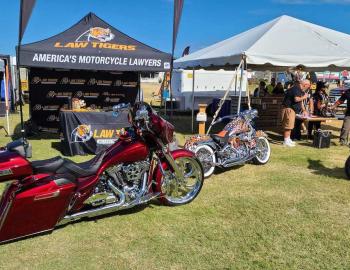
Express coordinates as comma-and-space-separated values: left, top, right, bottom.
0, 105, 349, 270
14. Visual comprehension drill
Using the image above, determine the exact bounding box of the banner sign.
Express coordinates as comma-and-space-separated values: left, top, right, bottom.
29, 68, 138, 132
20, 13, 172, 72
60, 110, 131, 156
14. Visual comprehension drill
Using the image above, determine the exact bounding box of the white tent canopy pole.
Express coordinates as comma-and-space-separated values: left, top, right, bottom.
191, 68, 196, 133
206, 59, 244, 134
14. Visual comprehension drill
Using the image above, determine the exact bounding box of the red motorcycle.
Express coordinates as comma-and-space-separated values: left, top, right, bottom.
0, 103, 204, 243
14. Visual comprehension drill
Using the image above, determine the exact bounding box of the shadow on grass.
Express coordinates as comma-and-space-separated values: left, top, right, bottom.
11, 123, 60, 141
307, 158, 347, 180
213, 164, 245, 177
265, 131, 283, 145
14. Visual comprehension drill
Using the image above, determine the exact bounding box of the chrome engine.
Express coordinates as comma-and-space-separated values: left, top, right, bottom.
84, 161, 150, 207
217, 134, 257, 167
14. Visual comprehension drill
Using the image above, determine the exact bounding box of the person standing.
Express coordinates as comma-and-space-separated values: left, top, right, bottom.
331, 87, 350, 145
266, 78, 276, 95
308, 82, 327, 139
281, 80, 310, 146
253, 81, 267, 97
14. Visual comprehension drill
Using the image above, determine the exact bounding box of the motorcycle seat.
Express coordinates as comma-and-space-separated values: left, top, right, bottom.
210, 132, 229, 145
56, 151, 106, 178
31, 156, 65, 174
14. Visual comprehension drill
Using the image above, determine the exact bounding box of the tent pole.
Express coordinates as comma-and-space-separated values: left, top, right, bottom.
245, 60, 251, 110
16, 2, 25, 142
237, 55, 246, 114
234, 67, 238, 96
4, 63, 10, 135
191, 68, 195, 133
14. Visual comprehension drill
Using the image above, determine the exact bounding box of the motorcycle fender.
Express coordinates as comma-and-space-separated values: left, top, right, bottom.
256, 130, 267, 137
153, 149, 195, 193
194, 140, 217, 150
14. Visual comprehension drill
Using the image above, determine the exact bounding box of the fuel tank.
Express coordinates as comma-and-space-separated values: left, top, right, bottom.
99, 140, 150, 173
0, 151, 32, 182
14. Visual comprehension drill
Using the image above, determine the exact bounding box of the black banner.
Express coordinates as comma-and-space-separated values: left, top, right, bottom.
60, 110, 131, 156
29, 68, 139, 132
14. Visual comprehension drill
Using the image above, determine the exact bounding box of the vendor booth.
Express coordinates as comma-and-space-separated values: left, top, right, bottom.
174, 15, 350, 132
19, 12, 171, 155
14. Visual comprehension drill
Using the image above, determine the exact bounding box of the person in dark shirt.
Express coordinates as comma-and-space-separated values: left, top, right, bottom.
254, 81, 267, 97
331, 88, 350, 145
273, 82, 285, 95
307, 82, 327, 139
281, 80, 310, 146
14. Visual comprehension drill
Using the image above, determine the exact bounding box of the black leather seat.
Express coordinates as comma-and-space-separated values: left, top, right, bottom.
31, 156, 64, 174
56, 151, 106, 178
31, 152, 105, 178
211, 133, 229, 145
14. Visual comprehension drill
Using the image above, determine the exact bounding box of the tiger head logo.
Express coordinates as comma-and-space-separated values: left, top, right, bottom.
76, 27, 115, 43
71, 124, 93, 142
89, 27, 114, 42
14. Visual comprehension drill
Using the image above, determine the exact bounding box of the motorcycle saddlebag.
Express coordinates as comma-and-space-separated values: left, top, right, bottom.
312, 130, 331, 148
0, 177, 75, 243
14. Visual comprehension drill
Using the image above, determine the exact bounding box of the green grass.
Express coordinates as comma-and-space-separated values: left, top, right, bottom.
0, 107, 350, 269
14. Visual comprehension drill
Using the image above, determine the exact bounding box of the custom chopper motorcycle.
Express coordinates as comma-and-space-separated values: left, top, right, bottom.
0, 103, 204, 243
185, 109, 270, 178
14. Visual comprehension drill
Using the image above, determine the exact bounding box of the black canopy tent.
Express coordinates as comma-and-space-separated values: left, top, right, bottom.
17, 12, 171, 133
19, 12, 172, 71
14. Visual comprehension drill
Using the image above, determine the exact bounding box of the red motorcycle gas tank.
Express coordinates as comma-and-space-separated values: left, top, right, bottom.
0, 151, 33, 181
99, 139, 149, 173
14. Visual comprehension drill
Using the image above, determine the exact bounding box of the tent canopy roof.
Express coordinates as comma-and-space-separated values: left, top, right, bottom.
19, 12, 171, 72
174, 15, 350, 71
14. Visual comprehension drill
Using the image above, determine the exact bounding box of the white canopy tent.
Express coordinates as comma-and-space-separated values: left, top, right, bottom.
174, 15, 350, 71
174, 15, 350, 133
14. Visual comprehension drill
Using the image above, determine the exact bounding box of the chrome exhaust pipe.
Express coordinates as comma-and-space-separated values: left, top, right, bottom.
57, 180, 126, 226
57, 173, 150, 226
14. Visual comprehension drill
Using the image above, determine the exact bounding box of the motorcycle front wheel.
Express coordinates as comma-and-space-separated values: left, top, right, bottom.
195, 144, 216, 178
344, 156, 350, 179
253, 137, 271, 165
160, 157, 204, 206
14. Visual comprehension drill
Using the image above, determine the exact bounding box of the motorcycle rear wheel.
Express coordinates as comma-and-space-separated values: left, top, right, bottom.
194, 145, 216, 178
253, 137, 271, 165
160, 157, 204, 206
344, 156, 350, 179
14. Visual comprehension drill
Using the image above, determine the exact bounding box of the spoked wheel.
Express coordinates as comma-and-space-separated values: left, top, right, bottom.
344, 156, 350, 179
253, 137, 271, 165
195, 145, 216, 178
160, 157, 204, 206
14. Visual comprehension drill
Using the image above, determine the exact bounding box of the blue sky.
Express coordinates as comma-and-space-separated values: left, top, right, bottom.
0, 0, 349, 57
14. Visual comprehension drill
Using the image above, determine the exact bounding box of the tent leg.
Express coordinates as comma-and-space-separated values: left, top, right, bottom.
191, 68, 195, 133
237, 55, 246, 114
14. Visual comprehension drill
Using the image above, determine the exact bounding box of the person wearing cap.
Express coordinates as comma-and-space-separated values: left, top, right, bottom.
331, 87, 350, 145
